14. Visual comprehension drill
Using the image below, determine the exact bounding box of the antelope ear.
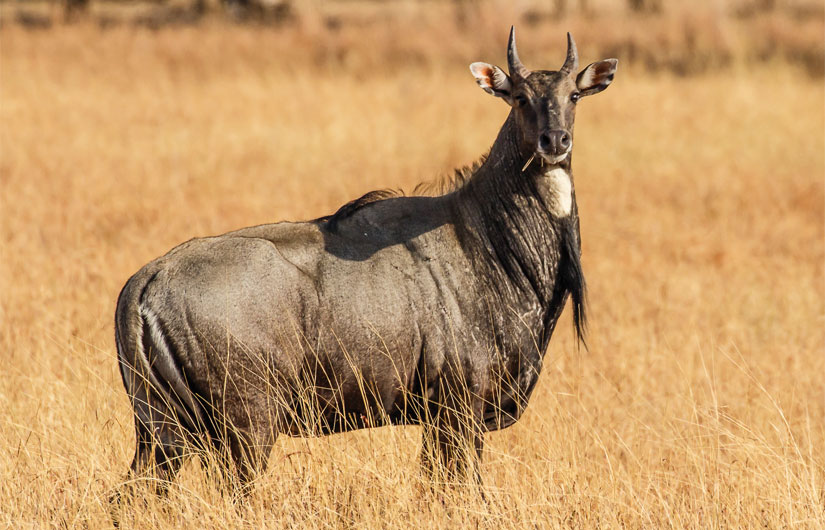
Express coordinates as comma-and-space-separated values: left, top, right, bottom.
469, 62, 513, 104
576, 59, 618, 97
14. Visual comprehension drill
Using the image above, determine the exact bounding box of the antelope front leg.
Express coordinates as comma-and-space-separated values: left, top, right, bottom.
419, 395, 485, 486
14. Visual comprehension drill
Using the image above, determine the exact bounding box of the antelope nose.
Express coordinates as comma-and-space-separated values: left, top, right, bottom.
558, 131, 571, 149
539, 130, 572, 156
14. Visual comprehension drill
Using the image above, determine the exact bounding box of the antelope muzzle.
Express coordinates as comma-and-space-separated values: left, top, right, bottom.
538, 129, 572, 162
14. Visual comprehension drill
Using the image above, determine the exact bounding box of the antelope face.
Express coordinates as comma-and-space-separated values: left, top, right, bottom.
512, 70, 579, 164
470, 28, 618, 167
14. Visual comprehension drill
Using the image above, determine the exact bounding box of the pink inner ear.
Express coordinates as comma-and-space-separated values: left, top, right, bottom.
471, 63, 495, 87
479, 67, 494, 86
594, 63, 611, 78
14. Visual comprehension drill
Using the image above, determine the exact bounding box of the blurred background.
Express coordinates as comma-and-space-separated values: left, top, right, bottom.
1, 1, 823, 528
3, 0, 824, 77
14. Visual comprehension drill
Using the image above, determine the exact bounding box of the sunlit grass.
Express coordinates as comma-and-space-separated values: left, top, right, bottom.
1, 20, 823, 529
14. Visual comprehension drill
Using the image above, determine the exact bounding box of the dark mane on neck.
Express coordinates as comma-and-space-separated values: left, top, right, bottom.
313, 112, 586, 348
453, 113, 588, 349
413, 152, 489, 196
317, 153, 490, 232
317, 189, 401, 232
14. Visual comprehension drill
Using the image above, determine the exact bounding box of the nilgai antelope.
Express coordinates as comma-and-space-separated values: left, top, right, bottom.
114, 27, 617, 496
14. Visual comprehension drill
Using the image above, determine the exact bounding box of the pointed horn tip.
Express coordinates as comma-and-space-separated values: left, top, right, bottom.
566, 32, 577, 51
560, 31, 579, 74
567, 32, 578, 51
507, 25, 530, 79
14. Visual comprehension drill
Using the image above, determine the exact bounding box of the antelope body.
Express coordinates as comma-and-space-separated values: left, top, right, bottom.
114, 27, 617, 493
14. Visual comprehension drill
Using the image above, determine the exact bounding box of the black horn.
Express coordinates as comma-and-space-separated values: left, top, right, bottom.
507, 26, 530, 80
559, 32, 579, 76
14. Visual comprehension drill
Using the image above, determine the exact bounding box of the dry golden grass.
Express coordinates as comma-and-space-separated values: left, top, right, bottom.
1, 20, 823, 529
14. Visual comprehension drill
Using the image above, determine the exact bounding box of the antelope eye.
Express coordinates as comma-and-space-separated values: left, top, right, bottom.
571, 92, 581, 103
515, 95, 528, 107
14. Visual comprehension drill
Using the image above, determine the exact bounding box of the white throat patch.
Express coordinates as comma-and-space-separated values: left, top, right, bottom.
544, 168, 573, 217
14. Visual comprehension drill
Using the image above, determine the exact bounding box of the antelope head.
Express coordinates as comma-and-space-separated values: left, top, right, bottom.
470, 27, 618, 166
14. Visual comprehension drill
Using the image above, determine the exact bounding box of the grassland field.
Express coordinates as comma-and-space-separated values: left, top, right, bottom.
0, 10, 823, 529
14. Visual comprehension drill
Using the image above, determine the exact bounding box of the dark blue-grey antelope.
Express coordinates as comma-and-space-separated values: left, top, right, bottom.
114, 27, 617, 496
